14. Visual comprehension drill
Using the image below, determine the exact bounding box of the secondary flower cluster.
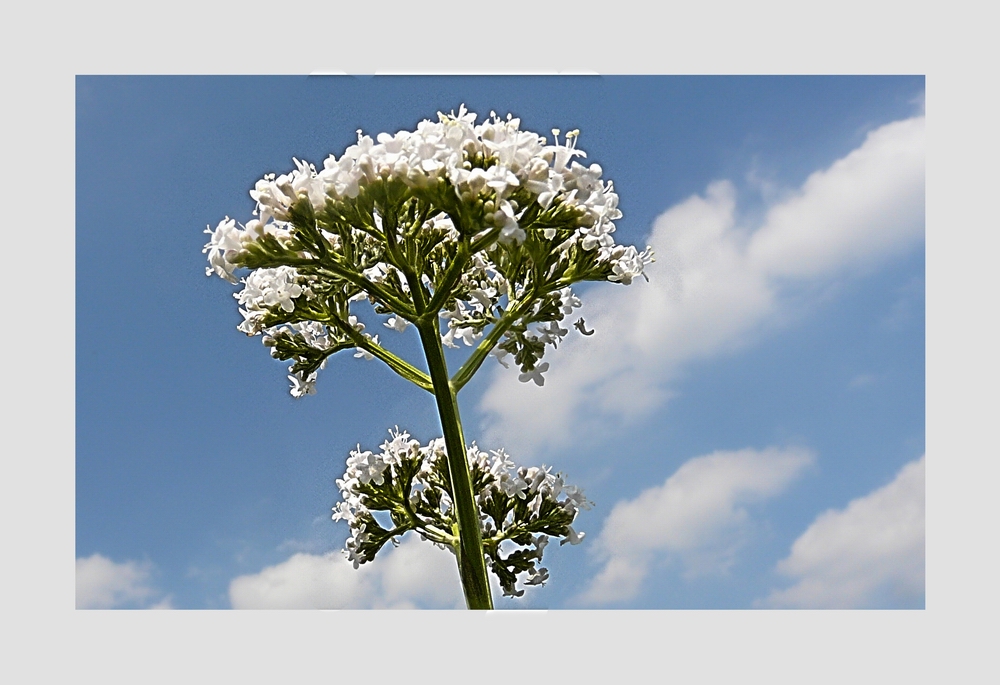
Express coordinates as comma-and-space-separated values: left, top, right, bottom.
204, 106, 653, 395
333, 428, 591, 598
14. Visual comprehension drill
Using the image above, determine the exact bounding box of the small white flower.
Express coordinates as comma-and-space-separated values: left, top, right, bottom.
494, 200, 525, 245
518, 362, 550, 386
237, 308, 265, 336
274, 280, 302, 313
524, 567, 549, 586
491, 346, 511, 369
384, 316, 409, 332
533, 535, 549, 559
561, 526, 585, 545
557, 287, 582, 315
203, 217, 243, 283
501, 473, 528, 500
528, 493, 544, 518
536, 320, 568, 345
288, 371, 317, 398
608, 245, 655, 285
331, 501, 353, 523
482, 164, 519, 197
561, 484, 593, 511
467, 288, 496, 313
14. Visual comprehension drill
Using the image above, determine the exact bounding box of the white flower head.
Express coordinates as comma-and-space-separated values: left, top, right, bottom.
207, 108, 644, 396
330, 427, 590, 595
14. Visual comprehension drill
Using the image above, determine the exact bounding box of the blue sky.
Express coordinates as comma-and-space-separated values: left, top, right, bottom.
76, 75, 925, 610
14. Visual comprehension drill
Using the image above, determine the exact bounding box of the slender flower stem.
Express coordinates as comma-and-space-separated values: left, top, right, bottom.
451, 293, 535, 391
263, 255, 417, 319
416, 319, 494, 610
423, 240, 470, 317
326, 313, 434, 391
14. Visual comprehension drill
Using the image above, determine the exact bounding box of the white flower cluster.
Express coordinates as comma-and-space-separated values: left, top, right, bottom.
234, 266, 304, 335
439, 250, 508, 348
465, 442, 591, 539
243, 107, 623, 246
203, 215, 295, 284
496, 286, 583, 386
203, 106, 653, 395
333, 428, 591, 597
332, 429, 440, 568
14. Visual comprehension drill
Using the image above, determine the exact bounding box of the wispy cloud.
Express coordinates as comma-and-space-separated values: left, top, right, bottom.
576, 446, 814, 606
758, 455, 925, 609
479, 115, 925, 457
76, 554, 173, 609
228, 535, 466, 609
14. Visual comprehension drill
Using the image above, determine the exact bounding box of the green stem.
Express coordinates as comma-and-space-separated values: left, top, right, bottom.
257, 254, 406, 314
450, 294, 535, 391
423, 241, 470, 318
469, 226, 501, 254
314, 261, 418, 320
380, 209, 432, 313
416, 319, 494, 610
326, 313, 434, 392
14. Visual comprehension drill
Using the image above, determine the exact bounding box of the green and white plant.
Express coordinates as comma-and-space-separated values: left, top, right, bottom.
204, 106, 652, 609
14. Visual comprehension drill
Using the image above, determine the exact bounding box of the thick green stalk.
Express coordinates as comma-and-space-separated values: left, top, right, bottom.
416, 320, 494, 610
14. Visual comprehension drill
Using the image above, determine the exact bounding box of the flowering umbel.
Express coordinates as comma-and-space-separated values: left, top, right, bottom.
334, 428, 592, 598
204, 107, 652, 608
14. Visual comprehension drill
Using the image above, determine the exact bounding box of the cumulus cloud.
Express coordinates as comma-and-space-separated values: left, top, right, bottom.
576, 446, 813, 605
479, 115, 925, 457
76, 554, 172, 609
758, 455, 925, 609
229, 535, 466, 609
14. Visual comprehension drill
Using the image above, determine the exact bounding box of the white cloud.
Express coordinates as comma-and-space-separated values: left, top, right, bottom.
76, 554, 172, 609
576, 446, 813, 606
745, 116, 925, 279
229, 535, 465, 609
479, 115, 925, 457
759, 455, 925, 609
